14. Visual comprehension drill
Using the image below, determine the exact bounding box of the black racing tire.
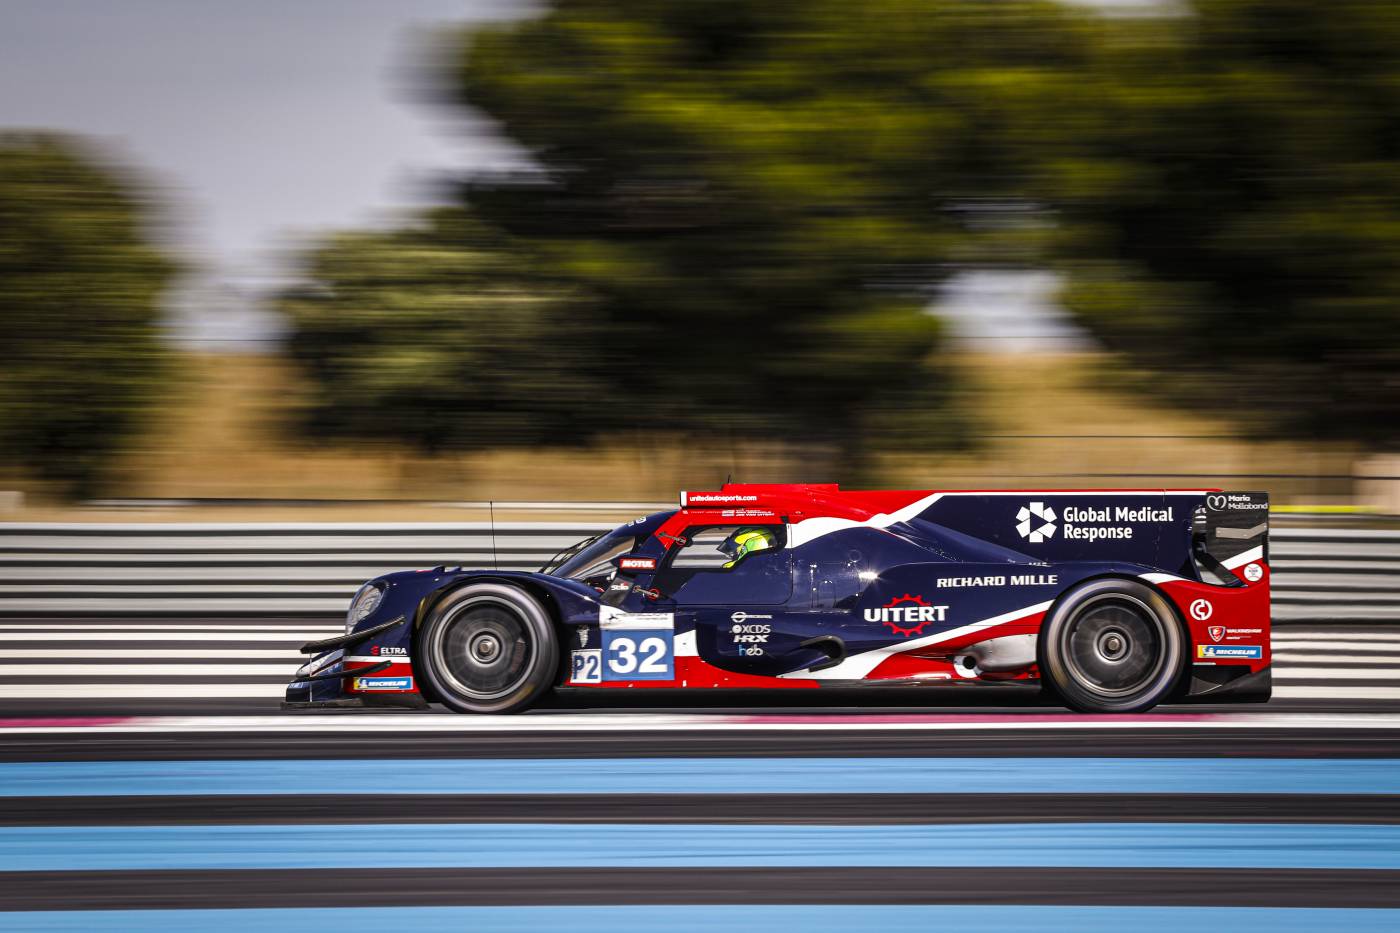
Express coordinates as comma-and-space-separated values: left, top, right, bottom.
1038, 578, 1185, 714
416, 583, 558, 714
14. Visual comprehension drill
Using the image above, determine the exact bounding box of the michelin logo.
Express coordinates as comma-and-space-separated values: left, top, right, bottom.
1197, 645, 1263, 660
353, 676, 413, 691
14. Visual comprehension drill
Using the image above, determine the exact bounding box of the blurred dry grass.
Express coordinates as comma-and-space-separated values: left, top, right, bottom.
1, 349, 1352, 522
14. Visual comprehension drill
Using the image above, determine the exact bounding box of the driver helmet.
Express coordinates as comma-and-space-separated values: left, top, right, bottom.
721, 527, 777, 568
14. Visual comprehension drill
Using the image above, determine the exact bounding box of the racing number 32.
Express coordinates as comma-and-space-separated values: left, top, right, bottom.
602, 629, 674, 681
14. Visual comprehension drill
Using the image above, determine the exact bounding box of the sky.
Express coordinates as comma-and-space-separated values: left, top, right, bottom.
0, 0, 1086, 350
0, 0, 531, 344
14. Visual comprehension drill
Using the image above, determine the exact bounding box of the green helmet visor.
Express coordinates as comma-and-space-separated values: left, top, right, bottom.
720, 528, 776, 564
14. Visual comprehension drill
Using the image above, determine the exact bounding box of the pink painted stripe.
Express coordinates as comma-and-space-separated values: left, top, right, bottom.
0, 717, 135, 728
739, 712, 1218, 725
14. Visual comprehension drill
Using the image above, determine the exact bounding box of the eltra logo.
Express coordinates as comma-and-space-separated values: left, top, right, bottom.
1015, 502, 1058, 543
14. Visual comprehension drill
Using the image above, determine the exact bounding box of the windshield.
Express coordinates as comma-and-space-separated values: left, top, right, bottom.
539, 533, 604, 576
541, 511, 677, 580
551, 531, 643, 581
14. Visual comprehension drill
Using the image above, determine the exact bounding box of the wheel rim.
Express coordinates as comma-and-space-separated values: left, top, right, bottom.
431, 598, 534, 701
1060, 593, 1167, 699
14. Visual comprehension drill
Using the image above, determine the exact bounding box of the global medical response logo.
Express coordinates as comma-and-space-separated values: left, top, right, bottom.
1016, 502, 1057, 543
863, 594, 949, 638
1016, 499, 1176, 543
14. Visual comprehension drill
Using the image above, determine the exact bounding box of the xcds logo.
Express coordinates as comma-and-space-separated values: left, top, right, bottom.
1016, 502, 1058, 543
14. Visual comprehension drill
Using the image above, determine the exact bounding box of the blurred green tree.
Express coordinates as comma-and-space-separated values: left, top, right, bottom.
279, 209, 608, 451
1048, 0, 1400, 445
449, 0, 1095, 470
0, 134, 175, 497
284, 0, 1133, 472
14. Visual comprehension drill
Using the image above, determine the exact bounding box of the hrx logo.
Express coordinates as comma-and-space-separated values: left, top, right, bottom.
863, 594, 949, 638
1016, 502, 1057, 543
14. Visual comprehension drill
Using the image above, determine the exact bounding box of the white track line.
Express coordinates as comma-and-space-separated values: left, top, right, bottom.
3, 649, 303, 659
1274, 668, 1400, 681
1274, 653, 1400, 663
1276, 633, 1400, 647
2, 711, 1400, 733
0, 684, 289, 698
1273, 685, 1400, 699
0, 625, 339, 633
0, 632, 328, 642
0, 663, 297, 676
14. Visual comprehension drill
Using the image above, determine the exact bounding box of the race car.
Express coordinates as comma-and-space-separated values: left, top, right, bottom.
285, 484, 1271, 714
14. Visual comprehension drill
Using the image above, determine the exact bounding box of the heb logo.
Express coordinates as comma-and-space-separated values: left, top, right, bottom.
864, 594, 949, 638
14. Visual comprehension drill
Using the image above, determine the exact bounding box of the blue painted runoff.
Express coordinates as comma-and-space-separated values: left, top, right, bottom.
4, 906, 1400, 933
6, 822, 1400, 872
2, 756, 1399, 797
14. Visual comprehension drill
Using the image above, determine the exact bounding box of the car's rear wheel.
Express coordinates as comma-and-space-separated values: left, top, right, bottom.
1039, 579, 1185, 714
417, 583, 558, 714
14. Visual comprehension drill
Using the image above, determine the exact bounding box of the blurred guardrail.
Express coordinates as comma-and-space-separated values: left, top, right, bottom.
0, 520, 1396, 620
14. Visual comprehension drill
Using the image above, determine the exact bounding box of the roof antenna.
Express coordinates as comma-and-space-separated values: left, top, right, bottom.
489, 499, 499, 570
725, 472, 732, 486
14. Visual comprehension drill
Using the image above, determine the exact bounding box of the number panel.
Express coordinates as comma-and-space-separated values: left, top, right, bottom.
602, 629, 674, 681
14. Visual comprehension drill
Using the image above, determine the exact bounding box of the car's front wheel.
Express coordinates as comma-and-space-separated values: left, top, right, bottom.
1039, 579, 1185, 714
416, 583, 558, 714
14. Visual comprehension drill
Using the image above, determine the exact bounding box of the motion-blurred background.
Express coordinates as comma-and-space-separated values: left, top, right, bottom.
2, 0, 1399, 518
3, 9, 1400, 927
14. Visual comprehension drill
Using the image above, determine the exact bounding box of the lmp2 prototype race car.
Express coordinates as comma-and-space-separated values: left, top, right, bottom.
286, 484, 1271, 714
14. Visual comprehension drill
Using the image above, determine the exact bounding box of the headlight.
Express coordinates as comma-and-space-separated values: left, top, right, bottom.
346, 582, 384, 633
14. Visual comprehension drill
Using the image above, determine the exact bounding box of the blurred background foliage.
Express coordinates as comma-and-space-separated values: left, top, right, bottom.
4, 0, 1400, 501
280, 208, 605, 452
0, 133, 174, 497
1048, 0, 1400, 448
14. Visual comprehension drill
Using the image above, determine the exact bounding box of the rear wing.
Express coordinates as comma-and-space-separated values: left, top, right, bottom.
1192, 491, 1269, 585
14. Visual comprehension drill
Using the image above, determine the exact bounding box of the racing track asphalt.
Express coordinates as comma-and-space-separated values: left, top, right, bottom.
0, 614, 1396, 928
